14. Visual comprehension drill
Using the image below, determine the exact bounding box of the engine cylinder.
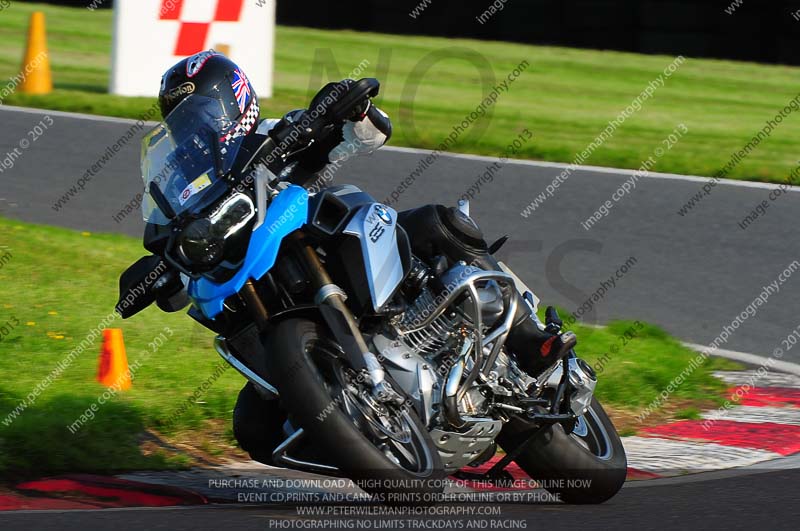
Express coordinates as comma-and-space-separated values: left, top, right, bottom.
396, 289, 461, 356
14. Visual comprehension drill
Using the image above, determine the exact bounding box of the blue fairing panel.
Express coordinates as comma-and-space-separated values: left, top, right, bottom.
188, 185, 309, 318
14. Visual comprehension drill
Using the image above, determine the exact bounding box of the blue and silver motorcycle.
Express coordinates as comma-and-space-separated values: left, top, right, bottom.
117, 79, 626, 504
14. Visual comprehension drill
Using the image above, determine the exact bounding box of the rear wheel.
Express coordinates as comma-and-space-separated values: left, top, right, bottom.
498, 397, 627, 504
266, 318, 445, 502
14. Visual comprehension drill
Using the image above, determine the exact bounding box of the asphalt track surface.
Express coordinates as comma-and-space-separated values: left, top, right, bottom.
2, 106, 799, 364
2, 106, 800, 528
0, 467, 798, 530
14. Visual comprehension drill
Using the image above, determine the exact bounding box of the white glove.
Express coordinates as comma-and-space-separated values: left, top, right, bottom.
328, 105, 390, 163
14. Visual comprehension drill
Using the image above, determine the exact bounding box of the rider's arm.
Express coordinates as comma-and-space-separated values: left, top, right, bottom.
258, 80, 393, 184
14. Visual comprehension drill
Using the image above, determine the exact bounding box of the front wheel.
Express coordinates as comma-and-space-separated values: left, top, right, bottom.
266, 318, 445, 501
233, 383, 287, 465
497, 397, 627, 504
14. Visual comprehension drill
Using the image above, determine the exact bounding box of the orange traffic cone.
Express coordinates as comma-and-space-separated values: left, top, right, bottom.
19, 11, 53, 95
97, 329, 131, 390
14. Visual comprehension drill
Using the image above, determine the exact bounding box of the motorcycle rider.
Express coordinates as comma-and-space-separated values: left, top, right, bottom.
158, 50, 392, 191
154, 52, 577, 453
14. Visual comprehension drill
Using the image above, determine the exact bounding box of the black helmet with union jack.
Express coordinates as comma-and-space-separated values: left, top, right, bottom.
158, 50, 260, 145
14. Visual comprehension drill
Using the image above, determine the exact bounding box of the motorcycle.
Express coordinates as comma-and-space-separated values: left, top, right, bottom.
117, 78, 627, 504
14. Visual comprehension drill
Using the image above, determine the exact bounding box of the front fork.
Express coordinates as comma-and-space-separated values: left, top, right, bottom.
293, 234, 401, 403
239, 232, 397, 403
239, 279, 270, 331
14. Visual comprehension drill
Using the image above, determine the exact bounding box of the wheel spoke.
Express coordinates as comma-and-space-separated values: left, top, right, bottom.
313, 346, 433, 476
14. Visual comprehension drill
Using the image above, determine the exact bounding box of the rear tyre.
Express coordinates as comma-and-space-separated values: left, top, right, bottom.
498, 397, 627, 504
266, 318, 445, 502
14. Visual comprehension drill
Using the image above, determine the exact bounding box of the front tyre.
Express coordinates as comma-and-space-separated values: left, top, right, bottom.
233, 383, 287, 465
266, 319, 445, 501
498, 398, 627, 504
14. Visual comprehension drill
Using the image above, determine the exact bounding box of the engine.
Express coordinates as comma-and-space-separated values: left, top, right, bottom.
366, 203, 600, 471
395, 287, 463, 356
371, 260, 522, 471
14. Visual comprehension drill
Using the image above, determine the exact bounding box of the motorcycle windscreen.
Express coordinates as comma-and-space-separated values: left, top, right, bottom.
140, 95, 245, 225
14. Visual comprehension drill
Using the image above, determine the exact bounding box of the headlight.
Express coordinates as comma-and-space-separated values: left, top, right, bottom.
178, 218, 225, 268
207, 193, 255, 238
178, 193, 255, 269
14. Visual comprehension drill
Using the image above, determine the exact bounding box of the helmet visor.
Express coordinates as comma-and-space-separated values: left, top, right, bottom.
141, 94, 246, 225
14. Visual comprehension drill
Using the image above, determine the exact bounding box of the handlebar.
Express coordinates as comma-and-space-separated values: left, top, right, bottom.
267, 78, 381, 156
325, 77, 381, 123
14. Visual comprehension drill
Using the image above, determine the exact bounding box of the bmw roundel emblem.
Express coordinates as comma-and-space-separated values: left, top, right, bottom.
374, 204, 392, 225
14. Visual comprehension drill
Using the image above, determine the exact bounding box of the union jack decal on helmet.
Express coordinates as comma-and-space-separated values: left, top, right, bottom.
231, 68, 252, 114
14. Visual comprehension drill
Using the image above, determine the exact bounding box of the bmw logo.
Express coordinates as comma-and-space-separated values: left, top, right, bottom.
374, 204, 392, 225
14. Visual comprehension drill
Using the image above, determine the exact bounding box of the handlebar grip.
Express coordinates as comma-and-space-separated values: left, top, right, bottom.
266, 78, 382, 158
327, 78, 381, 122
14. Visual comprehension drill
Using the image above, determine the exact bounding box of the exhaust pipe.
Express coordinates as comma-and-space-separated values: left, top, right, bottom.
442, 339, 471, 428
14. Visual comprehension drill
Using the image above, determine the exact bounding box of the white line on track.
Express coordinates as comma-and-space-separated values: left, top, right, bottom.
2, 104, 798, 193
623, 437, 782, 473
384, 146, 800, 192
682, 343, 800, 376
0, 104, 159, 127
713, 370, 800, 389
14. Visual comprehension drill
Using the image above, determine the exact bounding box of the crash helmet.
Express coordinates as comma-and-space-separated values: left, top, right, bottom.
158, 50, 260, 144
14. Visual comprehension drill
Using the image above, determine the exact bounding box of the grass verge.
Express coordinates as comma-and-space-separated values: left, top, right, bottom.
0, 217, 245, 479
1, 3, 800, 183
0, 217, 742, 478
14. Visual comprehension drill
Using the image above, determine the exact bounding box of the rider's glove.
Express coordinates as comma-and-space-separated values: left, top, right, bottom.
309, 79, 366, 122
305, 78, 393, 166
328, 103, 392, 163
